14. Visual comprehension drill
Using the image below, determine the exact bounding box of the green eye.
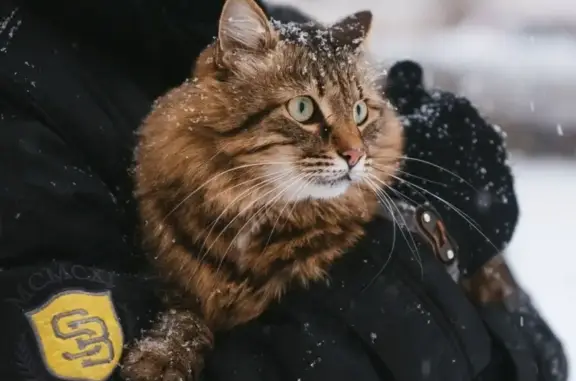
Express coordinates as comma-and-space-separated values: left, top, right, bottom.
353, 100, 368, 125
287, 96, 315, 122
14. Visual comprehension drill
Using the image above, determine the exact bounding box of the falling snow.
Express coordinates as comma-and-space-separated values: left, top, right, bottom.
268, 1, 575, 377
0, 7, 22, 53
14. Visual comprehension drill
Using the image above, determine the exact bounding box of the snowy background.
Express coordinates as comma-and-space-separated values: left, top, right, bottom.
269, 0, 576, 377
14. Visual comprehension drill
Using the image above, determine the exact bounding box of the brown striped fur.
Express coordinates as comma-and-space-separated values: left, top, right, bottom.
462, 253, 519, 308
121, 1, 403, 380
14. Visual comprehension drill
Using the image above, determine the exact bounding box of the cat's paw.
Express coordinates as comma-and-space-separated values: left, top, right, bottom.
120, 339, 193, 381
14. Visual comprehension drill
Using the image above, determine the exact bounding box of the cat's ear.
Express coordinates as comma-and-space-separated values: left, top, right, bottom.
218, 0, 277, 53
330, 10, 373, 50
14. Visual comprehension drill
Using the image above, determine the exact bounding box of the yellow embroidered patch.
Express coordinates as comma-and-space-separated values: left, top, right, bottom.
25, 289, 124, 381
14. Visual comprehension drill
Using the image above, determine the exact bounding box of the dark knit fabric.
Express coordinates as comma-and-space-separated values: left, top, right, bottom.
386, 60, 519, 275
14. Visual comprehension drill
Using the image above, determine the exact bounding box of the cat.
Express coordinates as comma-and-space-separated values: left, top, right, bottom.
120, 0, 403, 380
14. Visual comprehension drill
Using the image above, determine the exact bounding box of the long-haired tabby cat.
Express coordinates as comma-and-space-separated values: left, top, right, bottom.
121, 0, 403, 380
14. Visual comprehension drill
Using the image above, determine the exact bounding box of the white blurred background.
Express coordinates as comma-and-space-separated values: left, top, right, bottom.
268, 0, 576, 377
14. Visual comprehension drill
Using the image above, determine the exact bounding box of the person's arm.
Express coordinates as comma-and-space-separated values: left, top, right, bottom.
0, 98, 161, 380
464, 254, 569, 381
387, 60, 568, 381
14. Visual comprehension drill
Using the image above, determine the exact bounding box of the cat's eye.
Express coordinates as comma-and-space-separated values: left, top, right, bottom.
353, 100, 369, 125
287, 96, 315, 123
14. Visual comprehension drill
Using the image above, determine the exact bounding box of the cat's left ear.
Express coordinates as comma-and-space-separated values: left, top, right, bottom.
330, 10, 373, 51
218, 0, 277, 53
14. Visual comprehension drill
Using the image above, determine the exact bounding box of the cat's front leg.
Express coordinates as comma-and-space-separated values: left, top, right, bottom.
120, 308, 213, 381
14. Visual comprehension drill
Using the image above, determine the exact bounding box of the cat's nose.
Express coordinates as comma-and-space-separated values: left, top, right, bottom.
339, 148, 365, 168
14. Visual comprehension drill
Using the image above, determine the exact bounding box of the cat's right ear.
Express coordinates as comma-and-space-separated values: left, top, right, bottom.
218, 0, 277, 54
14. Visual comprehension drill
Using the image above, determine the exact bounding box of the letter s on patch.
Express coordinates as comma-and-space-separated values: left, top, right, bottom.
25, 289, 124, 381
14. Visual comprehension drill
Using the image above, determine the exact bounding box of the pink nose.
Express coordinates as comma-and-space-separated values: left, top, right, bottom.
339, 148, 365, 168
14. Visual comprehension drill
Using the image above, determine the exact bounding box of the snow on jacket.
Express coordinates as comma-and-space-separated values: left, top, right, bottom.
0, 1, 567, 381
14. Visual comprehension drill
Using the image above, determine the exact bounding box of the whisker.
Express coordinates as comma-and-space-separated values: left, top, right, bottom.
393, 173, 483, 231
263, 175, 312, 251
204, 170, 290, 204
376, 172, 498, 252
163, 161, 294, 220
198, 168, 294, 257
355, 182, 369, 213
195, 178, 288, 277
186, 142, 229, 178
369, 170, 426, 211
361, 179, 396, 292
195, 173, 291, 272
382, 166, 447, 187
372, 155, 480, 192
272, 176, 315, 239
200, 170, 295, 259
216, 173, 314, 273
365, 176, 422, 274
368, 167, 427, 207
206, 171, 308, 260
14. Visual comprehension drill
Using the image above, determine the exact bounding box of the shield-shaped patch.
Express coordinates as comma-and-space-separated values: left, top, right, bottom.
25, 289, 124, 381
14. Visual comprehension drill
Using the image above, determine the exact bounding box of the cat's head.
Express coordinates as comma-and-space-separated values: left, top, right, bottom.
176, 0, 402, 207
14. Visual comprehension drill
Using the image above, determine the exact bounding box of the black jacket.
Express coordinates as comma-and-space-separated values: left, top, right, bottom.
0, 1, 567, 381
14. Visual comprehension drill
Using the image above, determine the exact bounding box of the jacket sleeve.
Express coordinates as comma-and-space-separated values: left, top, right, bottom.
0, 99, 161, 380
465, 255, 568, 381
